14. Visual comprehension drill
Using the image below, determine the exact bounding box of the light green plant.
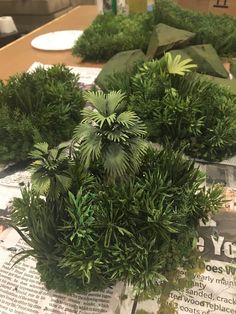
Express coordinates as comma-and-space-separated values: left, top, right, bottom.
0, 64, 84, 162
105, 56, 236, 161
29, 142, 72, 199
73, 90, 147, 181
165, 52, 197, 76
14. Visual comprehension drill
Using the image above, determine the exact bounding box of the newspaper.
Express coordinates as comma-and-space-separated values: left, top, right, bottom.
27, 62, 102, 87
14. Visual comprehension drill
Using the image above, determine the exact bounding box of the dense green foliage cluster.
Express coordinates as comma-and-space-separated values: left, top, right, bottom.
11, 91, 223, 297
104, 54, 236, 161
72, 13, 154, 61
3, 0, 235, 306
154, 0, 236, 56
72, 0, 236, 62
0, 65, 84, 161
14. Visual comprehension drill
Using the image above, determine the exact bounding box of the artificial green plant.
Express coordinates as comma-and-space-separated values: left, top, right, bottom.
154, 0, 236, 56
73, 90, 147, 180
72, 12, 154, 61
72, 0, 236, 62
0, 64, 84, 162
103, 53, 236, 161
10, 90, 223, 302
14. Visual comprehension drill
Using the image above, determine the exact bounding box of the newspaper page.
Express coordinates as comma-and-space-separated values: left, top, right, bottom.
27, 62, 102, 88
136, 157, 236, 314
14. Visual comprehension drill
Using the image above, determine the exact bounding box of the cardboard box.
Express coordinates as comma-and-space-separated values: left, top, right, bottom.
177, 0, 236, 17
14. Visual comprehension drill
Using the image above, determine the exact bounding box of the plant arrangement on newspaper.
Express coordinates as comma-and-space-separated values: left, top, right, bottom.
1, 1, 236, 307
1, 54, 227, 314
135, 162, 236, 314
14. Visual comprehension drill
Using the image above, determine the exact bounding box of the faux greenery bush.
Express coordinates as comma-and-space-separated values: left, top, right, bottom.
11, 91, 223, 300
72, 13, 154, 61
0, 65, 84, 161
72, 0, 236, 62
154, 0, 236, 56
104, 54, 236, 161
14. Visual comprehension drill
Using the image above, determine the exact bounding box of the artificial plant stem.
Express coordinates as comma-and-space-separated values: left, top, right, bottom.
131, 293, 139, 314
112, 0, 117, 14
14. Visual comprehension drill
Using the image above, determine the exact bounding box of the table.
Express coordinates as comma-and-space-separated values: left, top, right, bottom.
0, 5, 101, 81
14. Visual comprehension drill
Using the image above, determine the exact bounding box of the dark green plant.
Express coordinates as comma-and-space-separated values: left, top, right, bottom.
11, 144, 223, 296
10, 75, 224, 300
73, 90, 147, 181
106, 57, 236, 161
10, 185, 59, 267
154, 0, 236, 56
0, 64, 84, 162
72, 12, 154, 61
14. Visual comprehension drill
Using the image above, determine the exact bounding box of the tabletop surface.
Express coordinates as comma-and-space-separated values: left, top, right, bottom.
0, 5, 100, 81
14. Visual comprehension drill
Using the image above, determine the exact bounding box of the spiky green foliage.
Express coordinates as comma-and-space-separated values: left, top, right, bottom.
106, 57, 236, 161
13, 148, 222, 293
10, 185, 59, 267
73, 90, 147, 180
0, 64, 84, 162
9, 66, 224, 297
100, 52, 195, 92
154, 0, 236, 56
11, 147, 223, 295
72, 12, 154, 61
170, 74, 236, 160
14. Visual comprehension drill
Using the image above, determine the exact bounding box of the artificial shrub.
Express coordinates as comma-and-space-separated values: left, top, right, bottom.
72, 0, 236, 62
104, 54, 236, 161
11, 91, 223, 298
154, 0, 236, 56
72, 13, 154, 61
0, 65, 84, 162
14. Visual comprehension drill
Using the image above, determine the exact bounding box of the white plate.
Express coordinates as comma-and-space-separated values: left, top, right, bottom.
31, 30, 83, 51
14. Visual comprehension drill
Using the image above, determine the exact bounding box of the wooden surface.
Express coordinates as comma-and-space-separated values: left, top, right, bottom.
0, 5, 100, 81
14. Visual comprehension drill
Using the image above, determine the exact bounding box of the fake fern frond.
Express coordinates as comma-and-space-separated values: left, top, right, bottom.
106, 90, 126, 115
29, 142, 49, 158
103, 143, 130, 178
84, 90, 107, 115
165, 52, 197, 76
29, 142, 72, 199
84, 90, 126, 116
